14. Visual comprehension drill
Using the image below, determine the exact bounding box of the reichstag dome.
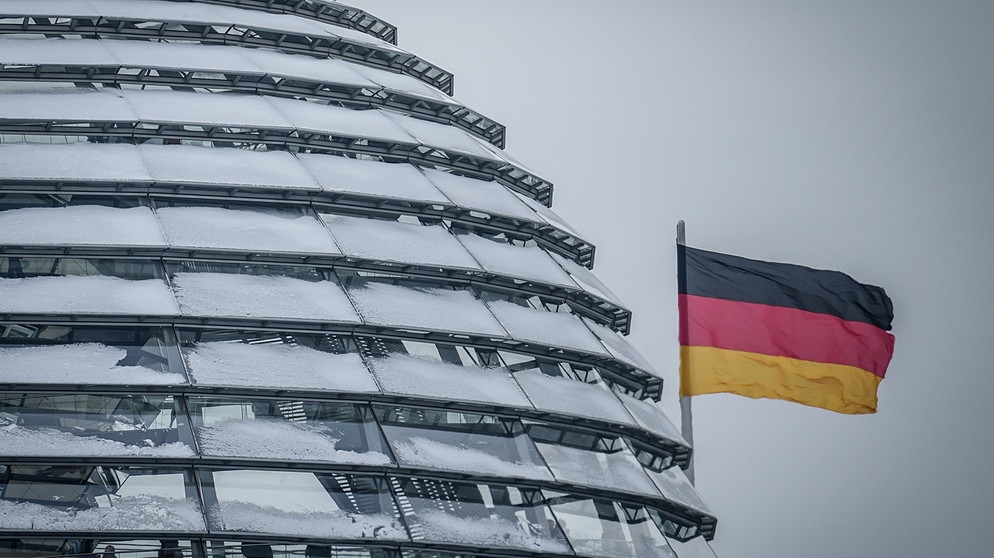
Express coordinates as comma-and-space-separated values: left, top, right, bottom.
0, 1, 717, 557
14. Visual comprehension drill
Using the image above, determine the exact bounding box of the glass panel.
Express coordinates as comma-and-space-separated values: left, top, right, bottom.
667, 535, 718, 558
0, 393, 195, 457
0, 539, 199, 558
205, 541, 397, 558
0, 257, 159, 280
0, 465, 205, 532
529, 425, 658, 496
393, 478, 569, 553
178, 330, 377, 393
204, 470, 407, 540
547, 495, 672, 558
367, 352, 530, 408
189, 397, 392, 465
166, 262, 359, 323
374, 407, 552, 481
0, 325, 187, 385
513, 370, 637, 426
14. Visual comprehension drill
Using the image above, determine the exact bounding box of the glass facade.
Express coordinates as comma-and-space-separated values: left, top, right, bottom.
0, 1, 716, 556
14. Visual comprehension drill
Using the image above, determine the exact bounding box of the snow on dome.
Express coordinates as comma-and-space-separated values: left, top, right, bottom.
552, 253, 627, 308
583, 318, 659, 376
617, 394, 688, 446
0, 206, 166, 247
390, 436, 553, 481
184, 342, 378, 393
646, 466, 713, 516
141, 144, 319, 190
485, 300, 609, 356
421, 168, 538, 222
208, 502, 404, 539
0, 425, 194, 458
156, 207, 340, 255
0, 143, 151, 183
324, 214, 480, 270
298, 154, 449, 203
457, 234, 577, 288
513, 370, 636, 427
0, 343, 186, 386
171, 273, 360, 323
0, 495, 205, 531
413, 509, 570, 552
368, 353, 530, 408
0, 276, 179, 316
383, 112, 501, 162
535, 442, 660, 497
197, 419, 391, 465
347, 282, 506, 337
0, 89, 135, 123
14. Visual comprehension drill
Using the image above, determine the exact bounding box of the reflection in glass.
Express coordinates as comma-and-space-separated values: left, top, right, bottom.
205, 470, 406, 540
0, 394, 195, 457
375, 407, 552, 481
667, 535, 719, 558
0, 325, 186, 385
0, 465, 205, 531
179, 329, 377, 393
189, 397, 392, 465
529, 425, 658, 496
546, 494, 673, 558
395, 477, 569, 553
206, 541, 397, 558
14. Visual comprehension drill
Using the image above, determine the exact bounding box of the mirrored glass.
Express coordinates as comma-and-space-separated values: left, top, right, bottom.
374, 407, 551, 481
394, 478, 569, 553
547, 495, 672, 558
0, 325, 187, 385
189, 397, 392, 465
204, 470, 407, 540
0, 465, 205, 532
0, 393, 195, 457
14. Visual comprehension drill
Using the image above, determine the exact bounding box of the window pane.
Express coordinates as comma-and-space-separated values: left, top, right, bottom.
0, 465, 204, 532
394, 478, 569, 553
0, 393, 195, 457
204, 470, 407, 540
547, 496, 672, 558
190, 397, 392, 465
0, 325, 186, 385
375, 407, 551, 481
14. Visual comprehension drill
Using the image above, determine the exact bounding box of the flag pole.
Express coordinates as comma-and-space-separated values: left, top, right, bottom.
677, 220, 695, 485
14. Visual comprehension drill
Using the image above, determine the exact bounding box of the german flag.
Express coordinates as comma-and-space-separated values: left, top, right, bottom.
678, 245, 895, 414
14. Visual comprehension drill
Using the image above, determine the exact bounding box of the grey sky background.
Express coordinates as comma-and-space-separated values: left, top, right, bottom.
356, 2, 994, 556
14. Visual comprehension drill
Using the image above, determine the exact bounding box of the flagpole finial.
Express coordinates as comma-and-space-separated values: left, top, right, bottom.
677, 220, 686, 246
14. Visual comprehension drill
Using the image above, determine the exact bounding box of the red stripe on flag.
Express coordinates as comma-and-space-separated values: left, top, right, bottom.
679, 294, 894, 378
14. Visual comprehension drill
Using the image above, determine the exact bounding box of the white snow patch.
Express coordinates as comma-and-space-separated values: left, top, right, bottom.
0, 425, 193, 457
457, 234, 576, 288
348, 282, 506, 337
208, 501, 404, 539
184, 342, 377, 393
324, 214, 480, 270
0, 495, 205, 531
171, 273, 360, 322
513, 371, 636, 426
416, 509, 570, 552
197, 419, 391, 465
535, 443, 659, 497
369, 354, 529, 407
584, 319, 659, 376
486, 300, 608, 356
392, 436, 552, 481
0, 206, 165, 247
156, 207, 339, 254
298, 155, 448, 203
617, 394, 687, 446
646, 466, 713, 515
0, 343, 185, 385
0, 276, 179, 315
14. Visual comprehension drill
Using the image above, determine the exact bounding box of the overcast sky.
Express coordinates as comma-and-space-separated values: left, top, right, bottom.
356, 2, 994, 556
